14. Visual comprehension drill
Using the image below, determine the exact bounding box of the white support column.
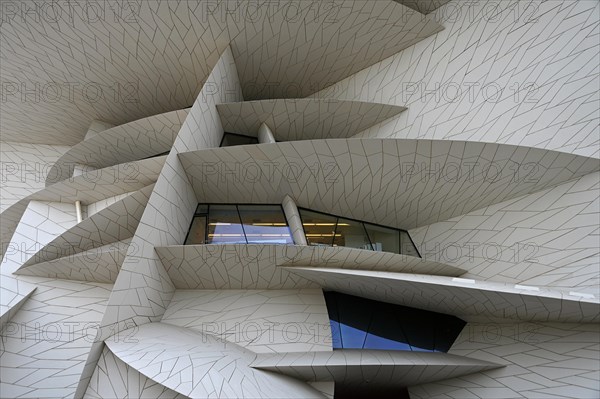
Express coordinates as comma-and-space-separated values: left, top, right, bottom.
74, 200, 83, 223
282, 195, 307, 245
257, 122, 276, 144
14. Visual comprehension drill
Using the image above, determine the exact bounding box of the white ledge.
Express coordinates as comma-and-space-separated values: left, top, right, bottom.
283, 267, 600, 323
46, 109, 187, 186
155, 244, 465, 290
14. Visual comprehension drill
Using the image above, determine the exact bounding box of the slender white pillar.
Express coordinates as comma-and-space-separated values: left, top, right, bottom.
282, 195, 307, 245
257, 122, 276, 144
75, 200, 83, 223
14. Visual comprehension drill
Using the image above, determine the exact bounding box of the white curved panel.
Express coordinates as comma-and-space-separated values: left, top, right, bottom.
251, 349, 502, 387
409, 321, 600, 399
79, 48, 245, 397
284, 267, 600, 323
84, 120, 115, 141
1, 2, 597, 399
2, 201, 80, 278
87, 192, 135, 217
0, 142, 70, 213
0, 280, 112, 399
411, 171, 600, 294
46, 109, 187, 185
0, 283, 35, 327
216, 99, 405, 140
106, 323, 326, 399
0, 156, 165, 261
315, 1, 600, 158
2, 1, 441, 145
232, 1, 442, 99
155, 244, 464, 290
179, 139, 599, 229
85, 346, 186, 399
99, 47, 242, 332
15, 239, 131, 283
162, 289, 332, 354
19, 185, 154, 268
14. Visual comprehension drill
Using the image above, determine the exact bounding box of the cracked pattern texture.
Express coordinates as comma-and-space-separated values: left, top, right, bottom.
1, 1, 441, 145
46, 110, 188, 186
285, 267, 600, 323
161, 289, 332, 354
179, 139, 599, 229
155, 244, 463, 290
409, 322, 600, 399
216, 99, 405, 141
411, 171, 600, 295
0, 1, 599, 397
315, 0, 600, 157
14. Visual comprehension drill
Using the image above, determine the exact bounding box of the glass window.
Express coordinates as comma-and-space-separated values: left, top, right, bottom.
336, 292, 372, 348
329, 320, 343, 348
298, 208, 419, 257
400, 231, 420, 257
238, 205, 293, 244
364, 223, 399, 253
335, 384, 411, 399
299, 209, 338, 246
185, 216, 207, 245
364, 332, 412, 351
324, 292, 343, 348
207, 205, 246, 244
186, 204, 420, 257
186, 204, 293, 245
333, 218, 372, 250
400, 306, 436, 352
324, 291, 465, 352
220, 133, 259, 147
364, 310, 411, 351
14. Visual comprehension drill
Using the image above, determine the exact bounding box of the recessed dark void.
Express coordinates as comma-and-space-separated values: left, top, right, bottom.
324, 291, 466, 351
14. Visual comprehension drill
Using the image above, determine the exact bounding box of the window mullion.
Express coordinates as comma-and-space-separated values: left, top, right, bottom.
362, 222, 374, 251
331, 217, 340, 247
205, 204, 210, 244
236, 205, 249, 244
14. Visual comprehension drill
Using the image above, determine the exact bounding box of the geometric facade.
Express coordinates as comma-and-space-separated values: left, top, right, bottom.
1, 1, 598, 398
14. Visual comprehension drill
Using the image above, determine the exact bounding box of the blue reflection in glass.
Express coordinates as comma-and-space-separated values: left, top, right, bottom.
339, 323, 367, 348
324, 291, 466, 352
238, 205, 293, 244
207, 205, 246, 244
329, 320, 342, 348
188, 204, 293, 245
364, 333, 412, 351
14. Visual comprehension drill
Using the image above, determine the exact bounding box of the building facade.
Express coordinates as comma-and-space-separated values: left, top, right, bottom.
1, 1, 599, 398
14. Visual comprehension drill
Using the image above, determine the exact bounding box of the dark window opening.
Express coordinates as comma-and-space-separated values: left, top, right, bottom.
220, 132, 259, 147
141, 150, 170, 160
324, 292, 466, 352
334, 384, 411, 399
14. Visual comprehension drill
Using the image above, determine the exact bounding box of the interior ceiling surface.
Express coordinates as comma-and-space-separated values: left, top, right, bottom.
0, 0, 442, 145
